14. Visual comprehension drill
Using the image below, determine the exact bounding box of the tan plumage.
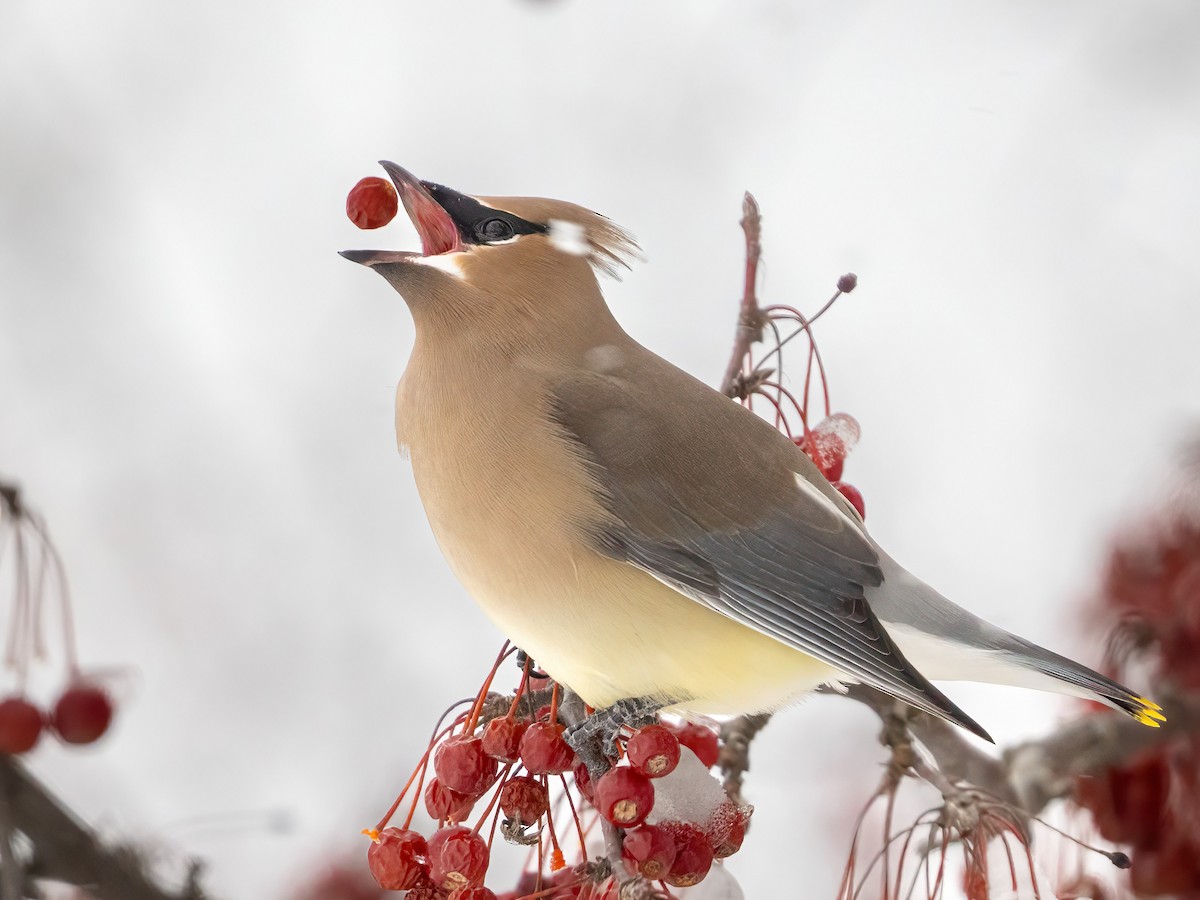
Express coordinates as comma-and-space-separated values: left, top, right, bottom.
343, 164, 1164, 740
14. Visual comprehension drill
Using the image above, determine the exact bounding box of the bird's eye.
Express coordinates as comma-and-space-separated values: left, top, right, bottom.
477, 218, 515, 242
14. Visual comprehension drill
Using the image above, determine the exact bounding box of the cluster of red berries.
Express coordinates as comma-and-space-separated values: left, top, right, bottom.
365, 653, 750, 898
1072, 501, 1200, 893
1, 483, 118, 758
0, 681, 114, 755
796, 412, 865, 519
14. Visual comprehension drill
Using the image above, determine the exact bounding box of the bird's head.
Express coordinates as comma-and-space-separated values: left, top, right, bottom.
341, 163, 638, 331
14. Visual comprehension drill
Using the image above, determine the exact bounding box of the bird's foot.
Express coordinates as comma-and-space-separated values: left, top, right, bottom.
565, 695, 667, 779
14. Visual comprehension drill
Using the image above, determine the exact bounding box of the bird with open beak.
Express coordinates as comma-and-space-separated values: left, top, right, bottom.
342, 162, 1163, 743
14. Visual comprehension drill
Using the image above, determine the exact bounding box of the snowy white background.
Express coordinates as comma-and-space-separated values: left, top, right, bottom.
2, 1, 1199, 896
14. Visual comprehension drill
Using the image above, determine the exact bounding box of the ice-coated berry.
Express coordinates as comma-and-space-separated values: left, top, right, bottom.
428, 826, 490, 891
670, 722, 720, 768
481, 716, 526, 763
499, 775, 549, 824
51, 683, 113, 745
0, 696, 45, 755
594, 767, 655, 827
622, 823, 678, 880
626, 724, 680, 778
519, 722, 576, 774
706, 800, 750, 858
346, 176, 398, 230
367, 827, 429, 890
661, 821, 714, 887
435, 735, 498, 796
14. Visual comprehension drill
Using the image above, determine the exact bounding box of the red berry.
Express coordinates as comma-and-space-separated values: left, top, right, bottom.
346, 176, 398, 230
670, 722, 719, 769
626, 724, 680, 778
404, 874, 447, 900
367, 827, 429, 890
705, 800, 750, 858
519, 722, 576, 774
435, 735, 499, 796
0, 697, 45, 754
425, 778, 478, 823
593, 767, 655, 827
448, 888, 498, 900
499, 775, 549, 824
428, 826, 489, 892
572, 762, 594, 803
832, 481, 866, 520
621, 823, 678, 880
51, 683, 113, 745
661, 821, 714, 887
481, 717, 526, 763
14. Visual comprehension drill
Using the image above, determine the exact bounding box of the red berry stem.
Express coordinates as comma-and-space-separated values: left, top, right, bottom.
507, 655, 534, 719
548, 681, 560, 727
758, 381, 810, 442
384, 713, 467, 833
463, 641, 515, 735
558, 773, 588, 864
470, 762, 513, 836
542, 785, 566, 872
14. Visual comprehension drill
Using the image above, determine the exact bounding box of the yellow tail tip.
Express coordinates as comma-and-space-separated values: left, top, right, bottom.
1135, 696, 1164, 712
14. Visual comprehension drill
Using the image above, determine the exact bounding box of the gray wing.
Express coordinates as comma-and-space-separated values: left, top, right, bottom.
548, 361, 991, 741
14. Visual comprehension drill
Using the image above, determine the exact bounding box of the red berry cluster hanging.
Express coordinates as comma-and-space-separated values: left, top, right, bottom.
1071, 491, 1200, 894
363, 646, 752, 897
0, 482, 116, 756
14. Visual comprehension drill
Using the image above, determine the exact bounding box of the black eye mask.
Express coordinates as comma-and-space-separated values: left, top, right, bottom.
421, 182, 548, 246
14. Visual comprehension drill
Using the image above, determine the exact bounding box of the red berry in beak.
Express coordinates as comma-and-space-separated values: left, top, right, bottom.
346, 177, 398, 230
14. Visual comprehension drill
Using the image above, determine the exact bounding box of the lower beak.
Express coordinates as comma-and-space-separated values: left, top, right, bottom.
340, 162, 462, 266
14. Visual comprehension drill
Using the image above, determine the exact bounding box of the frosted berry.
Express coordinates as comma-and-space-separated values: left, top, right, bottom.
519, 722, 576, 774
670, 722, 719, 768
448, 888, 498, 900
499, 775, 549, 824
594, 767, 655, 827
0, 697, 45, 754
626, 724, 680, 778
832, 482, 865, 519
705, 800, 750, 858
661, 821, 714, 887
346, 177, 398, 230
51, 683, 113, 745
367, 827, 429, 890
425, 777, 478, 823
428, 826, 489, 891
481, 717, 526, 763
621, 823, 677, 880
435, 735, 498, 796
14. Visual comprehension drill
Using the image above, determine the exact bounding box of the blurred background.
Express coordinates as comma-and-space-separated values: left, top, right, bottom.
2, 0, 1199, 896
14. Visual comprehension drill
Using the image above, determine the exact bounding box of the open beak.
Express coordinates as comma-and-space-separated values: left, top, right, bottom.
340, 161, 463, 267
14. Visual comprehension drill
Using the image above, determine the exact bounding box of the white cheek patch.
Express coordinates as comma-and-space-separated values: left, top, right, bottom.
549, 219, 589, 256
414, 252, 467, 279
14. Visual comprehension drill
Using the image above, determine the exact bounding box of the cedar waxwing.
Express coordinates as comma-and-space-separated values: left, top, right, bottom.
342, 163, 1163, 742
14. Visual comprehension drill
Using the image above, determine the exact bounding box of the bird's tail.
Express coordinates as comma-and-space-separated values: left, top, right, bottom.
1002, 636, 1165, 727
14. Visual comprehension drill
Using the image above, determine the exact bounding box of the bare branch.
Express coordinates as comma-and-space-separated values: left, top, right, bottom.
719, 193, 766, 399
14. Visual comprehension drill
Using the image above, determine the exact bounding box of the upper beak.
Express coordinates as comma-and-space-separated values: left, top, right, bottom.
340, 161, 462, 268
